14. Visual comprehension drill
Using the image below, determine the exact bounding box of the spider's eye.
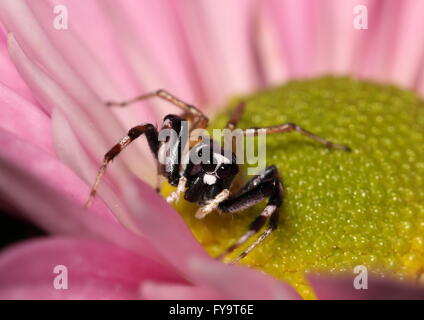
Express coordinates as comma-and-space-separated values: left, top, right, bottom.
216, 164, 234, 178
202, 163, 216, 172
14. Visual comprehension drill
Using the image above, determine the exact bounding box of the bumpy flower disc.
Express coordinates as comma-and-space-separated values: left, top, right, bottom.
164, 76, 424, 299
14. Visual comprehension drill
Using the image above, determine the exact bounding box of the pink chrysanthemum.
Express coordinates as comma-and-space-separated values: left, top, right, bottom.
0, 0, 423, 299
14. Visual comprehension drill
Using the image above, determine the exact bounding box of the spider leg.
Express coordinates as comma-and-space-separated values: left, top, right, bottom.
225, 101, 246, 130
238, 165, 279, 194
158, 114, 188, 186
230, 209, 280, 264
195, 189, 230, 219
224, 101, 247, 163
166, 176, 187, 204
158, 114, 192, 204
216, 166, 283, 263
154, 170, 163, 193
241, 122, 351, 151
106, 89, 209, 131
85, 124, 159, 208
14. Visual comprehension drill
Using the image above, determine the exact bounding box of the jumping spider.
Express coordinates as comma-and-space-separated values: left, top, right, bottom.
86, 90, 350, 264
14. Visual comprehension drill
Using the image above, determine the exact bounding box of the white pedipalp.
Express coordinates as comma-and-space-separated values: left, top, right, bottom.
195, 189, 230, 219
203, 174, 217, 185
166, 176, 187, 204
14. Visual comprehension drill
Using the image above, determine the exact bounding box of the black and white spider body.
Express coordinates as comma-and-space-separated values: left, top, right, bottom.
180, 140, 238, 206
86, 89, 350, 263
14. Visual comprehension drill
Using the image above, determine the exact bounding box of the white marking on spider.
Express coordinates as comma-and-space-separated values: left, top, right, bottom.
203, 174, 217, 185
119, 136, 131, 147
195, 189, 230, 219
166, 176, 187, 204
262, 205, 277, 217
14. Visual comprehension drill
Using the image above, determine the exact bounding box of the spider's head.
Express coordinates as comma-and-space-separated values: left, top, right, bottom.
183, 141, 238, 204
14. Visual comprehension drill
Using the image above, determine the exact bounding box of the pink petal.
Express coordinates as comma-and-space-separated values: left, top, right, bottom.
0, 24, 36, 104
51, 108, 137, 228
188, 258, 300, 300
141, 282, 223, 300
124, 179, 299, 299
0, 237, 184, 299
1, 2, 154, 183
7, 33, 157, 186
383, 0, 424, 88
124, 179, 209, 271
6, 32, 124, 165
314, 0, 379, 75
253, 5, 289, 87
0, 128, 114, 222
29, 0, 155, 130
265, 0, 318, 78
100, 0, 206, 112
0, 144, 165, 264
309, 275, 424, 300
354, 0, 400, 82
176, 0, 263, 99
0, 81, 53, 154
45, 0, 146, 106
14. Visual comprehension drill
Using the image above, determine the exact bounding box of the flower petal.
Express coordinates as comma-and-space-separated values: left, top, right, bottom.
0, 81, 53, 154
0, 144, 165, 264
100, 0, 207, 111
0, 24, 36, 104
141, 282, 223, 300
254, 5, 288, 87
124, 179, 209, 270
188, 258, 300, 300
124, 179, 299, 299
0, 2, 155, 183
354, 0, 400, 82
7, 33, 158, 187
6, 33, 129, 178
29, 0, 154, 130
314, 0, 379, 75
0, 128, 114, 222
178, 0, 263, 98
384, 0, 424, 88
51, 108, 137, 227
0, 237, 184, 299
265, 0, 318, 78
45, 0, 145, 103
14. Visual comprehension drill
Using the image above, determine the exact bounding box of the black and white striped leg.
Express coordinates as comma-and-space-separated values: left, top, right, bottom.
216, 166, 283, 263
85, 124, 159, 208
231, 209, 280, 264
166, 176, 187, 204
195, 189, 230, 219
238, 165, 280, 194
225, 101, 246, 130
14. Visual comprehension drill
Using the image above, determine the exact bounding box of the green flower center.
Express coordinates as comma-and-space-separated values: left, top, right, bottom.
164, 76, 424, 299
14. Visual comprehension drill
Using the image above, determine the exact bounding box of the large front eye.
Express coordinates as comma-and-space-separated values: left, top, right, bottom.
216, 164, 233, 178
202, 163, 216, 172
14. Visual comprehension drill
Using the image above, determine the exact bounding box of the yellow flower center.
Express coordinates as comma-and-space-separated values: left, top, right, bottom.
163, 76, 424, 299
